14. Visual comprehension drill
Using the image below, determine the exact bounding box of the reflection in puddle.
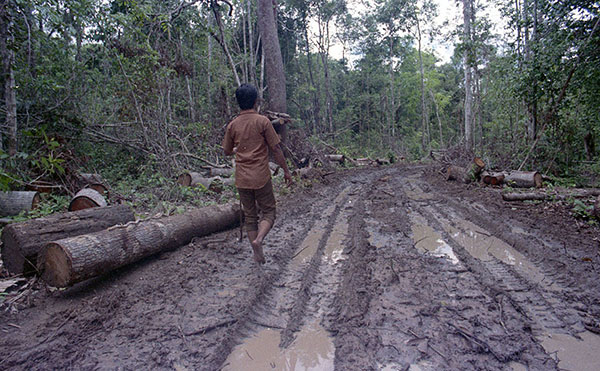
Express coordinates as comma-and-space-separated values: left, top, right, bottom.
223, 320, 334, 371
324, 212, 348, 264
539, 331, 600, 371
409, 214, 459, 265
436, 215, 545, 283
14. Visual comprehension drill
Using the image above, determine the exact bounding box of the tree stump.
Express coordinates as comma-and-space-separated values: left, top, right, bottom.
0, 191, 40, 217
39, 203, 240, 287
69, 188, 107, 211
1, 204, 134, 275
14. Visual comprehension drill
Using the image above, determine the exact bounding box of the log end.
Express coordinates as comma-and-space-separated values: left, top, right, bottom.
1, 227, 26, 275
177, 173, 192, 187
39, 243, 72, 288
474, 157, 485, 169
534, 172, 543, 188
69, 188, 107, 211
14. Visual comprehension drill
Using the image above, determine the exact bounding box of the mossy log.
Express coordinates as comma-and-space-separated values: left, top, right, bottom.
1, 204, 134, 275
39, 203, 240, 287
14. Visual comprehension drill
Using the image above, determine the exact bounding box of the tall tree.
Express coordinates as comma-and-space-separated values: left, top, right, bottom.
257, 0, 287, 115
462, 0, 474, 151
0, 0, 17, 155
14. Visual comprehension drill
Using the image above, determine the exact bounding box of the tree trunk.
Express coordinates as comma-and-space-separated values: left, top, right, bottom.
1, 204, 134, 275
1, 0, 17, 155
417, 17, 428, 152
463, 0, 473, 152
69, 188, 107, 211
0, 191, 40, 216
257, 0, 287, 139
39, 203, 241, 287
503, 170, 542, 188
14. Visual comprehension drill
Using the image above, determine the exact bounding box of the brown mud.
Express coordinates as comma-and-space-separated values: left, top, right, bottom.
1, 164, 600, 370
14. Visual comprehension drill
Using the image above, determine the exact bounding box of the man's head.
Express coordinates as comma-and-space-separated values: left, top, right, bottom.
235, 83, 258, 110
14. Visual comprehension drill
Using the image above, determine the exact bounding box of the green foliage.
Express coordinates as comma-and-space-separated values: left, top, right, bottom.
571, 199, 595, 221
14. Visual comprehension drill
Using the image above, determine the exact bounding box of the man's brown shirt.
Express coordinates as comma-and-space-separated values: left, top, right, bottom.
222, 109, 281, 189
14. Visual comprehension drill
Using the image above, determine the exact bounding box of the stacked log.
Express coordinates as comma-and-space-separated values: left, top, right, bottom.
79, 173, 109, 197
39, 203, 240, 287
0, 191, 40, 216
69, 188, 107, 211
1, 205, 134, 275
481, 171, 505, 186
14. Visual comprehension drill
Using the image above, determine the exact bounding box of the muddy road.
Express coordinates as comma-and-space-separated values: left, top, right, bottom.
2, 165, 600, 370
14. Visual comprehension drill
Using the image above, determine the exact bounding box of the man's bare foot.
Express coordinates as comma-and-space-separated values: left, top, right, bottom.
251, 238, 265, 264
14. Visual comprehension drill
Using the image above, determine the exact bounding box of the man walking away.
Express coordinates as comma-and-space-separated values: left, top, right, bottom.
222, 84, 292, 264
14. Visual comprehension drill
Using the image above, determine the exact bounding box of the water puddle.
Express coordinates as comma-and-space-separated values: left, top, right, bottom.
324, 208, 349, 264
223, 319, 334, 371
539, 331, 600, 371
435, 214, 545, 284
409, 214, 459, 265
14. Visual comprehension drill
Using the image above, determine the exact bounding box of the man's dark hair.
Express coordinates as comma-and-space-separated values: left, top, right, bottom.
235, 83, 258, 110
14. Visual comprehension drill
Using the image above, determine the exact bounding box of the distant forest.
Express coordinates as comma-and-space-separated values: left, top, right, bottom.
1, 0, 598, 190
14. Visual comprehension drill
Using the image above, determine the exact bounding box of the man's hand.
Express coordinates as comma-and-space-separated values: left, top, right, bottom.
284, 170, 293, 186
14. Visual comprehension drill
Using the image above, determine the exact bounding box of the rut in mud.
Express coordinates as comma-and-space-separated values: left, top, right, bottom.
1, 165, 600, 370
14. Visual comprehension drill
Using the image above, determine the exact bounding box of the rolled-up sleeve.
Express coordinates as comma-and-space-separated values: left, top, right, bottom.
222, 124, 234, 153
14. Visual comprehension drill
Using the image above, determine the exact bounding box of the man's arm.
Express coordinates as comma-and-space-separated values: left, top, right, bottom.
222, 125, 235, 156
272, 144, 293, 185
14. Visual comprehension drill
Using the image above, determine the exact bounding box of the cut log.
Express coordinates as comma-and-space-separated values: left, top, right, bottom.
79, 173, 109, 198
39, 203, 240, 287
0, 191, 40, 217
1, 204, 134, 275
209, 167, 234, 177
376, 158, 390, 166
356, 158, 375, 166
481, 171, 505, 186
177, 172, 207, 187
69, 188, 107, 211
446, 165, 471, 183
470, 157, 485, 178
325, 154, 345, 164
503, 171, 542, 188
502, 188, 600, 202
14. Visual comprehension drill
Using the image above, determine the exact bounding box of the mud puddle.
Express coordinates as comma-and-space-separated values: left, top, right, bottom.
408, 212, 459, 265
539, 331, 600, 371
222, 319, 334, 371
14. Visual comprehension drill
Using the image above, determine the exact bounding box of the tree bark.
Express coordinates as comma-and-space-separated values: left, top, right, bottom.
446, 158, 485, 184
0, 191, 40, 216
502, 188, 600, 202
503, 170, 542, 188
417, 17, 428, 151
462, 0, 473, 152
39, 203, 241, 287
209, 167, 234, 177
1, 204, 134, 275
257, 0, 287, 140
69, 188, 107, 211
1, 0, 17, 155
